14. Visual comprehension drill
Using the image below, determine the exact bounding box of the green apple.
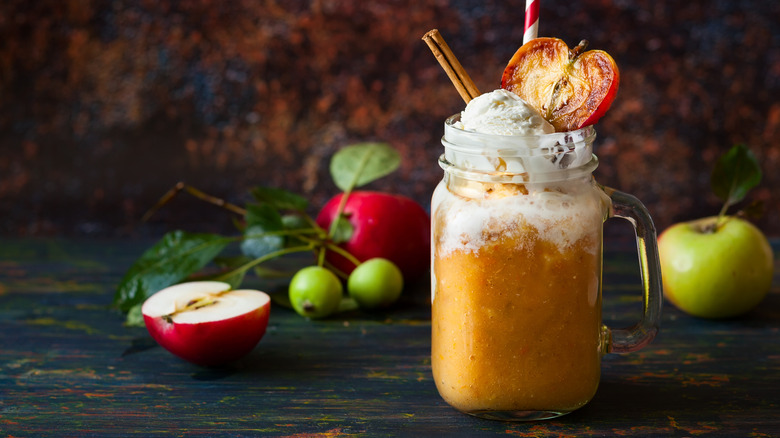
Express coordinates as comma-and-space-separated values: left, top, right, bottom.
288, 266, 343, 319
347, 258, 404, 309
658, 216, 774, 319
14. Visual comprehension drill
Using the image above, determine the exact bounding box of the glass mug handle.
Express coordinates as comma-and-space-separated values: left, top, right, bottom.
602, 187, 663, 354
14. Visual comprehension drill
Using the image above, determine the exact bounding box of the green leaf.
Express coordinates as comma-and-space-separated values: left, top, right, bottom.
124, 303, 145, 327
114, 231, 230, 312
241, 225, 285, 259
194, 255, 252, 289
281, 213, 309, 231
330, 143, 400, 192
251, 186, 308, 211
214, 254, 253, 269
281, 213, 315, 247
241, 204, 285, 258
711, 144, 762, 208
215, 268, 247, 290
330, 214, 354, 244
245, 203, 284, 229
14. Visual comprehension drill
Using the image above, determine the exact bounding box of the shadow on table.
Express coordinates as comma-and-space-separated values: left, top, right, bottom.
564, 376, 756, 426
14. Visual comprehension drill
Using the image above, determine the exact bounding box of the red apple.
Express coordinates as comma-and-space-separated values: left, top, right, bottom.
316, 191, 430, 281
142, 281, 271, 366
501, 38, 619, 132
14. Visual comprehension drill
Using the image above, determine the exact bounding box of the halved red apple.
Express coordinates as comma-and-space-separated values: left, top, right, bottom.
142, 281, 271, 367
501, 38, 619, 132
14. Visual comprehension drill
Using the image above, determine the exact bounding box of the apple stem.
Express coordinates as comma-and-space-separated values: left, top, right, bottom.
141, 182, 247, 223
301, 214, 325, 234
317, 244, 327, 267
215, 244, 315, 283
245, 228, 321, 241
570, 40, 589, 60
327, 195, 352, 240
290, 233, 361, 270
322, 241, 362, 267
323, 260, 350, 280
715, 202, 731, 231
325, 149, 374, 241
322, 192, 356, 269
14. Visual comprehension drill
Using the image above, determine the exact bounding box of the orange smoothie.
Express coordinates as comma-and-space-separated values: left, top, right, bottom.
431, 176, 610, 417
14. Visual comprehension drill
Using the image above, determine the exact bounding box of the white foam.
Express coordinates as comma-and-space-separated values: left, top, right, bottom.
433, 179, 608, 257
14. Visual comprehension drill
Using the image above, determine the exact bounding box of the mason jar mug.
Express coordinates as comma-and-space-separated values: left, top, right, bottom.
430, 115, 662, 421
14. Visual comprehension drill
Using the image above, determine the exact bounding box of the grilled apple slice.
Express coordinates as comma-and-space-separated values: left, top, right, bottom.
501, 38, 619, 132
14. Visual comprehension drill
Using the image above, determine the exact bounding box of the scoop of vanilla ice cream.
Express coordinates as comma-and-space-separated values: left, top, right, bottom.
457, 89, 554, 136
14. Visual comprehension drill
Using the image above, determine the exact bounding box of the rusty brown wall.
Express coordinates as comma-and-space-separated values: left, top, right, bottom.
1, 0, 778, 237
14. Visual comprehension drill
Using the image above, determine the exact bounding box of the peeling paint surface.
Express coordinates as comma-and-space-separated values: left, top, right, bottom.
0, 238, 778, 436
0, 1, 779, 238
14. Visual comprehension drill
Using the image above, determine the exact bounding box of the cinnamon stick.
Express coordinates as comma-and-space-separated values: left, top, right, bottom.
422, 29, 480, 103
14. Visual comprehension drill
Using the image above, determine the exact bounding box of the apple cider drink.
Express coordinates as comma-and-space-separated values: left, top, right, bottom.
431, 117, 605, 418
431, 112, 662, 420
427, 35, 662, 421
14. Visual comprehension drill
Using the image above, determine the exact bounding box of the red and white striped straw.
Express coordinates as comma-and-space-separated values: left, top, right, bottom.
523, 0, 540, 44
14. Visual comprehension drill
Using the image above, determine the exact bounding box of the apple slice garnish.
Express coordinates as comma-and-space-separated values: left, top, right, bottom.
141, 281, 271, 367
501, 38, 619, 132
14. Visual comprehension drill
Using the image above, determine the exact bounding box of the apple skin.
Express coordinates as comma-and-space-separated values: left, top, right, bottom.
658, 216, 774, 319
316, 191, 430, 281
142, 282, 271, 367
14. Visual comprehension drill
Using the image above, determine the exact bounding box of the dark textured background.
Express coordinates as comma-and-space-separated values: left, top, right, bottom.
1, 0, 778, 237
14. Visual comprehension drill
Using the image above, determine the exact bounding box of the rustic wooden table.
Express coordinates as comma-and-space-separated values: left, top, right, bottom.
1, 238, 778, 437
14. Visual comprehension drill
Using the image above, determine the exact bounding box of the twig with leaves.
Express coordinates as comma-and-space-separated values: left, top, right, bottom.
115, 143, 401, 325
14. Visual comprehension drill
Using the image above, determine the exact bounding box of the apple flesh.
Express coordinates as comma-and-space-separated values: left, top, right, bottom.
142, 281, 271, 366
316, 191, 430, 281
658, 216, 774, 319
501, 38, 619, 132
